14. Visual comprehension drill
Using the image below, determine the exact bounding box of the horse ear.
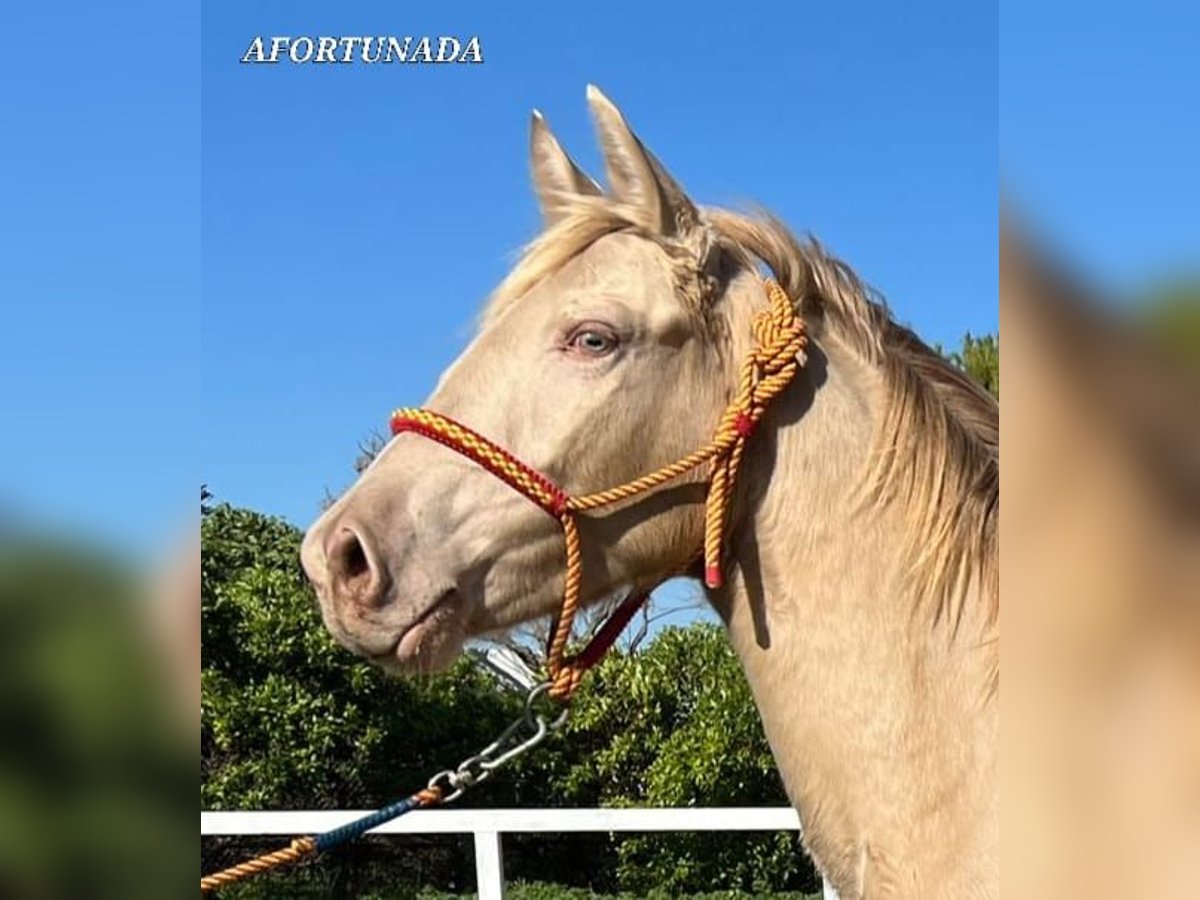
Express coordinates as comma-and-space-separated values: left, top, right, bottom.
585, 84, 699, 236
530, 110, 602, 226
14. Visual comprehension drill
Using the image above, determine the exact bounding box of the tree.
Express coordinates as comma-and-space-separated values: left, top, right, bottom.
944, 333, 999, 399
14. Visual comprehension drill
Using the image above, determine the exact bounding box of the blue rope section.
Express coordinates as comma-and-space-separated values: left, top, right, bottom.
313, 795, 423, 853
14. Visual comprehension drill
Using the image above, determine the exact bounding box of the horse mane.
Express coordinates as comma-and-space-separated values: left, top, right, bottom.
706, 210, 999, 642
485, 199, 999, 649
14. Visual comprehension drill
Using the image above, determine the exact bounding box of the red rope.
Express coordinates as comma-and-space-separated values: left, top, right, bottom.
572, 591, 650, 671
391, 414, 568, 517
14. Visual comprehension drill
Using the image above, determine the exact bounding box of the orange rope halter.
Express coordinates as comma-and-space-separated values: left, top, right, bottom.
391, 278, 806, 701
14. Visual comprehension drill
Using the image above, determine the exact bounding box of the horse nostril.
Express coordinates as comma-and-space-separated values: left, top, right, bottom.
342, 534, 369, 579
325, 526, 387, 608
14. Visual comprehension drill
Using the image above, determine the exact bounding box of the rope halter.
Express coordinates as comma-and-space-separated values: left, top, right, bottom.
390, 278, 807, 701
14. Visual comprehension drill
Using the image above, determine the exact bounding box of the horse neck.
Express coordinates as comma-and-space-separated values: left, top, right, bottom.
710, 325, 999, 898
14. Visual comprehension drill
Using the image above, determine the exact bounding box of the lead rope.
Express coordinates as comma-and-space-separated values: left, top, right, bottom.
201, 618, 632, 894
201, 791, 442, 893
201, 278, 805, 894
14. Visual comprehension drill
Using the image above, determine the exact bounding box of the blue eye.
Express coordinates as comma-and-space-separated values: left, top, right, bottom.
567, 325, 618, 356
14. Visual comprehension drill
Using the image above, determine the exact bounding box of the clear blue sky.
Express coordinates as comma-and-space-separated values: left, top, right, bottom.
1, 2, 198, 560
202, 0, 997, 530
1001, 1, 1199, 293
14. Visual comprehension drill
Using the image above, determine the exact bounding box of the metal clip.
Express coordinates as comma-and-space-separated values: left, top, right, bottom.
425, 681, 571, 806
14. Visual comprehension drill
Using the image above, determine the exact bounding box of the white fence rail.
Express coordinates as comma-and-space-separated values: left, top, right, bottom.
202, 807, 838, 899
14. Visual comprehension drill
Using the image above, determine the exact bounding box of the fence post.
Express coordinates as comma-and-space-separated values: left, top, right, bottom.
473, 829, 506, 900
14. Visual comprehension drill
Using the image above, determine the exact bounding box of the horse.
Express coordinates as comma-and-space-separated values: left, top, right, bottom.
301, 86, 999, 899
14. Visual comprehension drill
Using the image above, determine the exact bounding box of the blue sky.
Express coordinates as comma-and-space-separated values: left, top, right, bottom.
1, 3, 198, 560
1001, 1, 1199, 293
202, 0, 997, 531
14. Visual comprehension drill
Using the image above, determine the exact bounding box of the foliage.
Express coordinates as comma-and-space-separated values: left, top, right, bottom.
217, 875, 819, 900
944, 332, 999, 399
201, 502, 525, 894
201, 503, 818, 895
0, 539, 191, 898
448, 886, 820, 900
522, 627, 809, 894
202, 504, 523, 809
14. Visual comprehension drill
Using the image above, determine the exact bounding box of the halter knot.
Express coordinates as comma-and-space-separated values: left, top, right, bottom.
699, 279, 807, 589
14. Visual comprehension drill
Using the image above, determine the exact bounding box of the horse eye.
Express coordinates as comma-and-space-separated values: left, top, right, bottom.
567, 326, 618, 356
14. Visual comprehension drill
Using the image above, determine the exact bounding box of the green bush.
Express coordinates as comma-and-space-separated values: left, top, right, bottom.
201, 502, 820, 895
515, 627, 808, 894
0, 540, 191, 898
202, 503, 523, 893
215, 877, 820, 900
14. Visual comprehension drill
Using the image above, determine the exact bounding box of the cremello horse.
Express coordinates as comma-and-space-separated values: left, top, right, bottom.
302, 87, 999, 899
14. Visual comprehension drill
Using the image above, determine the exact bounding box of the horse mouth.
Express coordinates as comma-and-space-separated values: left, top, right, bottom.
371, 589, 466, 673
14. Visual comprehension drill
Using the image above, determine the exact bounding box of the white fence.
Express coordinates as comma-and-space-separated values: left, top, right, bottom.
202, 807, 838, 899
